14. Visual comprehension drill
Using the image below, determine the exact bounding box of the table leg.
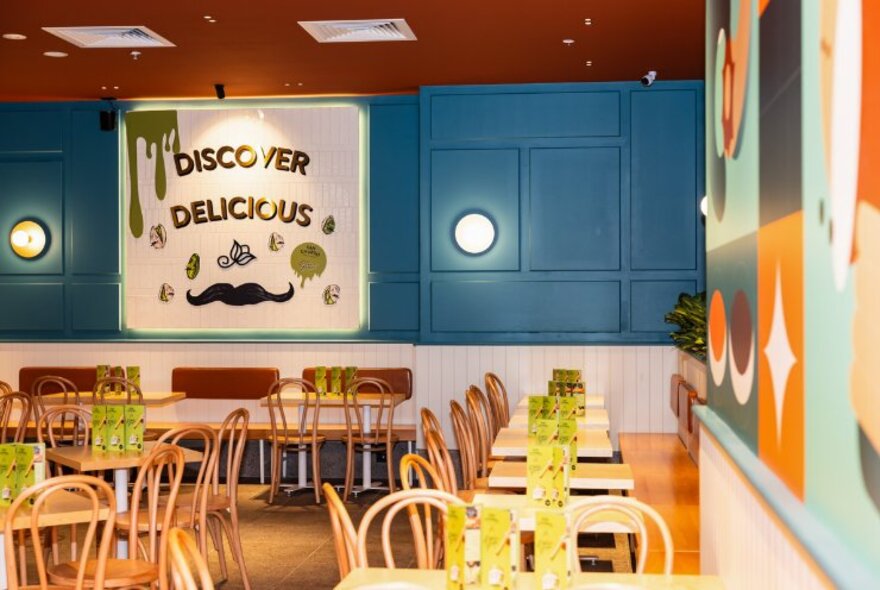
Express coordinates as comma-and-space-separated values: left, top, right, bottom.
115, 467, 129, 558
259, 440, 265, 484
362, 405, 372, 490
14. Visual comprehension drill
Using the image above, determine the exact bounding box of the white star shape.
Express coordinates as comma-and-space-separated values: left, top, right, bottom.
763, 265, 797, 441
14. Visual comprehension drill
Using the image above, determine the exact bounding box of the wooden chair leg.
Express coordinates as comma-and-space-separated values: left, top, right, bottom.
312, 443, 322, 505
17, 531, 27, 586
343, 441, 355, 502
221, 509, 252, 590
268, 443, 278, 504
386, 441, 396, 493
208, 514, 228, 581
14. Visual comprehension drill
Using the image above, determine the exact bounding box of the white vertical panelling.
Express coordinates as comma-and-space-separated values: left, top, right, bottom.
0, 343, 679, 450
700, 430, 829, 590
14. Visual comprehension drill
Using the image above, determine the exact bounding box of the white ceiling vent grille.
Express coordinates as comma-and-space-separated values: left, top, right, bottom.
42, 26, 175, 48
298, 19, 416, 43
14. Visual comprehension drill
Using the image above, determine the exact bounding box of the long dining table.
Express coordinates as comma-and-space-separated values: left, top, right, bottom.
487, 460, 633, 491
507, 407, 610, 430
491, 427, 614, 459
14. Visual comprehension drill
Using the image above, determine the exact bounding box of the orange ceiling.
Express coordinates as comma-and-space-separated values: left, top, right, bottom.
0, 1, 705, 101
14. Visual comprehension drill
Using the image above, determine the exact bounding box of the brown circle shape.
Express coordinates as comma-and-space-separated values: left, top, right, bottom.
730, 290, 753, 374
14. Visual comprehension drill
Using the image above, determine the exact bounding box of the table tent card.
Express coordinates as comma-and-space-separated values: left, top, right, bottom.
534, 510, 572, 590
480, 506, 518, 589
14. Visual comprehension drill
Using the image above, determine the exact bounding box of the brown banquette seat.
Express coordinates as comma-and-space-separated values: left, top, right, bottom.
171, 367, 280, 399
300, 367, 413, 398
19, 366, 98, 394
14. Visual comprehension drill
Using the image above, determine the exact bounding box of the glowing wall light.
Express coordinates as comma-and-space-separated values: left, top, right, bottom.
454, 212, 496, 255
9, 220, 48, 259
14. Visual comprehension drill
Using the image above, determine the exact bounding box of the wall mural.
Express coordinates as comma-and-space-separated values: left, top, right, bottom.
124, 106, 360, 330
707, 0, 880, 568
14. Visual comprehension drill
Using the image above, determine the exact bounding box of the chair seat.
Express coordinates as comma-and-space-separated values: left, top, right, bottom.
266, 433, 326, 447
175, 491, 231, 513
48, 558, 158, 588
341, 432, 399, 445
115, 505, 180, 532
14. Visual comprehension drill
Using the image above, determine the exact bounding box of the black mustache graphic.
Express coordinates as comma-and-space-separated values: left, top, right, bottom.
186, 282, 295, 306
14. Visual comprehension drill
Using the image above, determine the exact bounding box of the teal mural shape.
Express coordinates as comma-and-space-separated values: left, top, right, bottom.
707, 231, 758, 451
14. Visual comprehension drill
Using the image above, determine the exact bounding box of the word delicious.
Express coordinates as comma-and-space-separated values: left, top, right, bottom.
174, 145, 310, 176
171, 197, 312, 229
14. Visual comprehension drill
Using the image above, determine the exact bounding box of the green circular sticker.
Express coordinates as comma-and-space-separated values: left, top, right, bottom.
290, 242, 327, 287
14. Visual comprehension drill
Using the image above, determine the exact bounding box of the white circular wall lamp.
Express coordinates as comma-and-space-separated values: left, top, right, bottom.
454, 212, 496, 255
10, 219, 48, 259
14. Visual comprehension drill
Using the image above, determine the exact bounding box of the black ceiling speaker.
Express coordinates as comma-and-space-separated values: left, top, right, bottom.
99, 109, 117, 132
214, 83, 226, 99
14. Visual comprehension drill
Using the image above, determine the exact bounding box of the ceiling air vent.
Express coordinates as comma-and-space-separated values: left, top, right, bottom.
298, 19, 416, 43
42, 26, 175, 48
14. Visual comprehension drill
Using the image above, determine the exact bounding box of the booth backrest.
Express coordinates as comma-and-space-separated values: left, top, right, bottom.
171, 367, 280, 400
19, 367, 98, 394
300, 367, 413, 399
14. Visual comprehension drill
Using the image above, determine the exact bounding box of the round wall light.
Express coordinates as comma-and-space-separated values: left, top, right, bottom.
10, 220, 48, 259
454, 212, 496, 255
700, 195, 708, 217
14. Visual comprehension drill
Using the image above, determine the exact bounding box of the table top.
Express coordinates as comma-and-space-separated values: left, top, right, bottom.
45, 441, 203, 472
471, 492, 639, 534
0, 489, 112, 530
39, 391, 186, 407
488, 460, 634, 491
492, 428, 613, 459
508, 407, 610, 430
336, 568, 724, 589
259, 392, 407, 408
516, 394, 605, 409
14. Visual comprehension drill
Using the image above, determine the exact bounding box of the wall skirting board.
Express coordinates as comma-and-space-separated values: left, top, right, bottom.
0, 342, 679, 449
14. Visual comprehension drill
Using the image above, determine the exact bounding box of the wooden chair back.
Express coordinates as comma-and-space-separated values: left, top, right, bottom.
449, 400, 477, 489
168, 527, 215, 590
157, 425, 219, 534
420, 408, 445, 446
570, 495, 674, 574
266, 378, 319, 448
94, 376, 144, 405
322, 483, 357, 579
31, 375, 82, 420
342, 377, 394, 446
355, 488, 464, 569
464, 386, 492, 477
213, 408, 249, 501
0, 381, 11, 394
0, 392, 32, 443
129, 443, 186, 581
4, 475, 117, 590
484, 372, 510, 433
37, 405, 92, 476
424, 429, 458, 495
399, 454, 445, 569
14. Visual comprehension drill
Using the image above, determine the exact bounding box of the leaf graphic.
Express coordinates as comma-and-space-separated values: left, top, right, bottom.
238, 253, 256, 265
231, 240, 242, 259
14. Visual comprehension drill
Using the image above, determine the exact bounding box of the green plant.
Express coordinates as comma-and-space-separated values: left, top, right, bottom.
664, 291, 707, 360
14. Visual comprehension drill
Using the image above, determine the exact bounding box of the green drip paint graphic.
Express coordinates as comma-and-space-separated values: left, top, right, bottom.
125, 111, 180, 238
290, 242, 327, 288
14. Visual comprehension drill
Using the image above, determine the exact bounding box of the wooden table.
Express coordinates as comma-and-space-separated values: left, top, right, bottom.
516, 394, 605, 409
39, 391, 187, 407
260, 393, 409, 494
488, 460, 634, 491
508, 407, 610, 430
45, 441, 202, 558
492, 428, 613, 459
471, 492, 639, 533
336, 568, 724, 589
0, 489, 112, 589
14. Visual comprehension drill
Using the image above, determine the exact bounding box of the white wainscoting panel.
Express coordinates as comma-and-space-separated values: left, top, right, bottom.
700, 428, 829, 589
0, 343, 679, 449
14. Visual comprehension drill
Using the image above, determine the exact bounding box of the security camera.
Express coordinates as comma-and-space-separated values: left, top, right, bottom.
641, 70, 657, 87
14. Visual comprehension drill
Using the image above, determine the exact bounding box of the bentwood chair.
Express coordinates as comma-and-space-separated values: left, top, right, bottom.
464, 386, 494, 477
570, 496, 674, 574
484, 372, 510, 434
203, 409, 251, 590
0, 381, 11, 394
265, 378, 323, 504
399, 454, 446, 569
355, 488, 464, 569
31, 376, 82, 422
0, 392, 33, 444
341, 377, 396, 501
50, 445, 186, 589
322, 483, 358, 580
420, 408, 444, 447
5, 475, 117, 590
168, 527, 215, 590
424, 429, 459, 496
449, 400, 480, 491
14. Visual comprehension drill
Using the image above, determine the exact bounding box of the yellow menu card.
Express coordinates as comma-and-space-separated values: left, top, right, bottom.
527, 444, 568, 508
446, 504, 466, 590
534, 510, 571, 590
480, 507, 518, 589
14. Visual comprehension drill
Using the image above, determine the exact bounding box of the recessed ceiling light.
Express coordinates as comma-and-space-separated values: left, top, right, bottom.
585, 60, 593, 67
101, 85, 107, 90
584, 18, 593, 26
2, 33, 27, 41
113, 85, 119, 90
284, 82, 291, 87
562, 38, 575, 46
43, 51, 68, 58
203, 15, 212, 20
208, 19, 217, 23
297, 82, 303, 87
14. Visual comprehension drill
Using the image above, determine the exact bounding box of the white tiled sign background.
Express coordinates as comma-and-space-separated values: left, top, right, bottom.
124, 106, 361, 330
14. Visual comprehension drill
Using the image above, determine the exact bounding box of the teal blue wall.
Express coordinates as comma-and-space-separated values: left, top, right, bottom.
0, 82, 703, 343
420, 82, 705, 343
